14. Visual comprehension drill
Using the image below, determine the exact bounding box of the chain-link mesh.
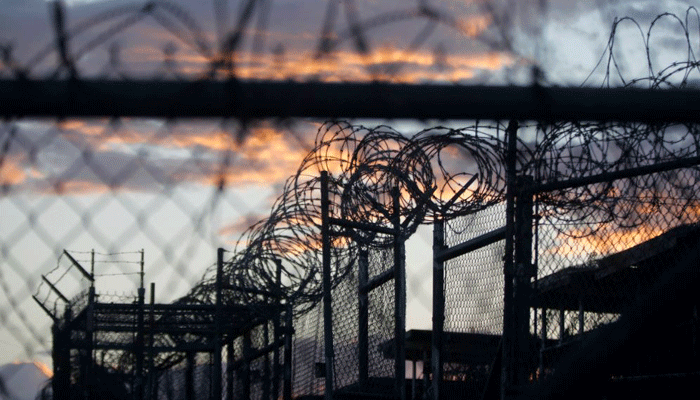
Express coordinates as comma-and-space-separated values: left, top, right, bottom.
288, 244, 396, 398
6, 1, 700, 399
366, 247, 396, 381
331, 253, 360, 393
444, 203, 506, 335
291, 303, 323, 398
533, 168, 700, 385
440, 203, 505, 397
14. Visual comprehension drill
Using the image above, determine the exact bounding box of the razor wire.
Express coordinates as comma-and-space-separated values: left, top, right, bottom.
0, 0, 517, 83
4, 1, 700, 398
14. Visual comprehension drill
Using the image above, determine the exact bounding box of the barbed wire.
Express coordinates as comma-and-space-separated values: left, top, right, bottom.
174, 5, 700, 318
1, 0, 522, 83
3, 3, 700, 396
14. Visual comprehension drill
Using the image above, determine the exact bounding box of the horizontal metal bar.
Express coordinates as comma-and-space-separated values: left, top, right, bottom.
94, 302, 263, 312
329, 217, 398, 235
531, 155, 700, 194
360, 268, 395, 294
222, 284, 281, 298
434, 226, 506, 263
4, 79, 700, 122
610, 372, 700, 382
74, 342, 215, 352
93, 324, 219, 334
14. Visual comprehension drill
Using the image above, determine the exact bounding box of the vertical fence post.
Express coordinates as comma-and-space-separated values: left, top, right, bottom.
186, 351, 195, 400
54, 306, 71, 400
432, 217, 445, 400
320, 171, 335, 400
148, 283, 156, 400
215, 248, 224, 400
52, 323, 61, 400
86, 248, 95, 399
393, 186, 406, 400
85, 285, 95, 398
136, 268, 145, 400
358, 246, 369, 388
273, 259, 283, 400
514, 176, 534, 388
284, 302, 293, 400
502, 120, 518, 399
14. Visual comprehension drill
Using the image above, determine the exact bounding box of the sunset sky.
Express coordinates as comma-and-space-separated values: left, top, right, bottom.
1, 0, 699, 368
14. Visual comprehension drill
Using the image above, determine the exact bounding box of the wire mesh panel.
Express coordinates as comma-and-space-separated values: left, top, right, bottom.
291, 303, 323, 398
444, 203, 506, 335
1, 117, 309, 367
366, 247, 396, 381
7, 2, 700, 399
331, 258, 359, 392
441, 203, 505, 398
529, 117, 700, 394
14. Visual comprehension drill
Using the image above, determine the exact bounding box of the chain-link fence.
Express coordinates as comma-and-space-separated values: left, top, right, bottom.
440, 203, 506, 398
6, 1, 700, 400
444, 203, 506, 336
529, 133, 700, 395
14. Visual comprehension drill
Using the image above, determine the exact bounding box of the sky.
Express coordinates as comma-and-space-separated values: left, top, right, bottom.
2, 0, 700, 368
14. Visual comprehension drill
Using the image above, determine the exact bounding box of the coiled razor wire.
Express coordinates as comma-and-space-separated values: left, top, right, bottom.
4, 2, 700, 391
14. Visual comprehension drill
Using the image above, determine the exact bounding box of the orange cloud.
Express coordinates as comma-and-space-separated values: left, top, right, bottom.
122, 34, 513, 83
547, 224, 666, 259
109, 7, 502, 83
543, 192, 700, 269
0, 156, 27, 186
3, 119, 316, 196
33, 361, 54, 378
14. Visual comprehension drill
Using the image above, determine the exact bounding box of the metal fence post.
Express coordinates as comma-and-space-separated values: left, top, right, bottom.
284, 302, 293, 400
321, 171, 335, 400
136, 278, 145, 400
273, 259, 283, 400
215, 248, 224, 400
432, 217, 445, 400
393, 187, 406, 400
185, 351, 195, 400
53, 306, 71, 400
84, 285, 95, 399
148, 283, 156, 400
514, 176, 534, 388
502, 120, 518, 400
358, 246, 369, 387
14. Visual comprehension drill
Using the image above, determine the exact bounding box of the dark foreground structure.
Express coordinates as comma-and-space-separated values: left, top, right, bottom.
41, 221, 700, 400
39, 249, 294, 400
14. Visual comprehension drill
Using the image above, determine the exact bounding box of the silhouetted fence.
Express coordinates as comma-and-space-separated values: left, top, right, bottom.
5, 2, 700, 400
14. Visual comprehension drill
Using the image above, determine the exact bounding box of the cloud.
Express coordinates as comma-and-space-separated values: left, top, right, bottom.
3, 0, 522, 83
1, 120, 315, 195
0, 156, 27, 187
108, 24, 514, 83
